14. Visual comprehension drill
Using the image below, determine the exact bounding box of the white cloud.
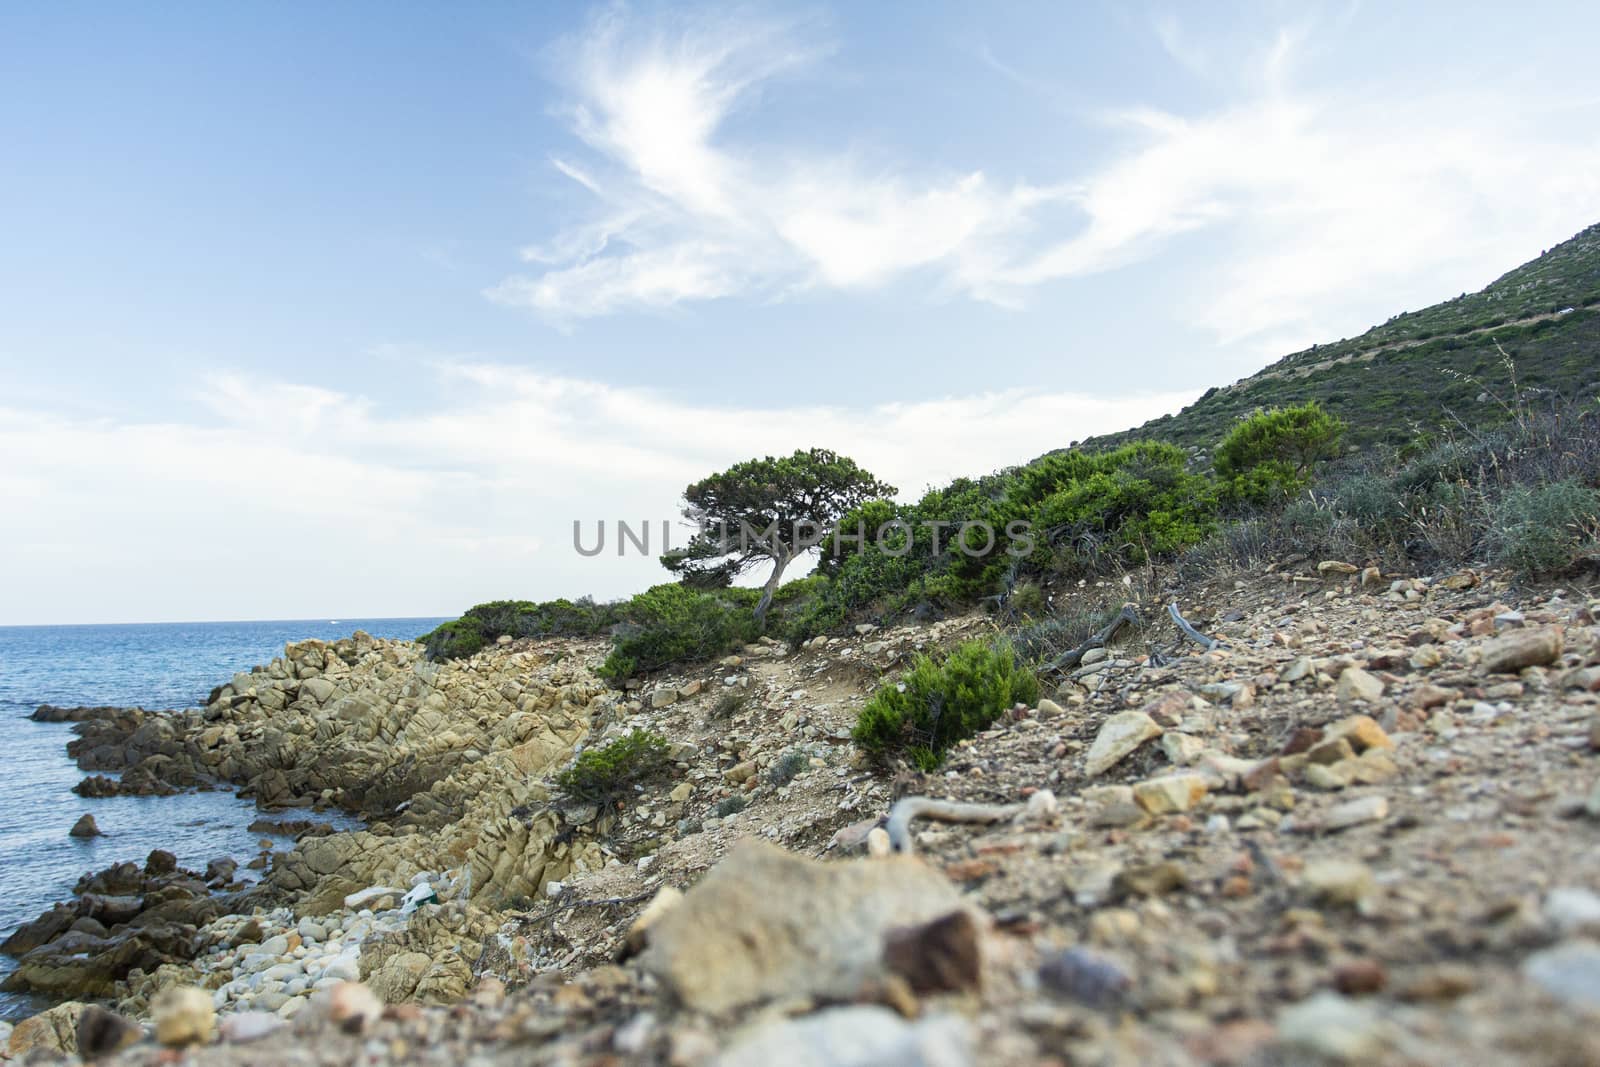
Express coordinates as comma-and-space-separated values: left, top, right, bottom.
0, 369, 1195, 624
492, 7, 1600, 355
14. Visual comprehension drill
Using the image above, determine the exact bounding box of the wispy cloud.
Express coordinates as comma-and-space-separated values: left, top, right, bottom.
0, 366, 1194, 623
491, 6, 1600, 353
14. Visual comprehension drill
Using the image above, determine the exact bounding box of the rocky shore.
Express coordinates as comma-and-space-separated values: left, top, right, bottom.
6, 562, 1600, 1064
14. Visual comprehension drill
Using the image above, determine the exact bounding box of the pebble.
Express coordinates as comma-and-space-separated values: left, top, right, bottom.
1482, 627, 1563, 673
153, 985, 216, 1047
1524, 940, 1600, 1009
1277, 991, 1387, 1061
219, 1010, 286, 1043
1324, 795, 1389, 831
1301, 860, 1375, 907
1545, 888, 1600, 934
1084, 712, 1163, 776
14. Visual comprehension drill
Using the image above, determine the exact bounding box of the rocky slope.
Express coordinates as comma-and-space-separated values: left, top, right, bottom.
7, 561, 1600, 1065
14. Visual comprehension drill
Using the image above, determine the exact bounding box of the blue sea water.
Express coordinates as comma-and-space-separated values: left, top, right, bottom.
0, 617, 447, 1021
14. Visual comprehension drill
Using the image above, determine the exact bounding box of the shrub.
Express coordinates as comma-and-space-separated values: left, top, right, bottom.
1491, 481, 1600, 574
852, 638, 1039, 770
1216, 402, 1344, 502
422, 597, 620, 660
709, 692, 747, 721
1006, 581, 1047, 620
598, 584, 757, 685
712, 795, 748, 818
767, 749, 810, 786
553, 730, 672, 806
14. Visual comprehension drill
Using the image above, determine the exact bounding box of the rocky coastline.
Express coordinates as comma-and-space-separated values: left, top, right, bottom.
5, 565, 1600, 1064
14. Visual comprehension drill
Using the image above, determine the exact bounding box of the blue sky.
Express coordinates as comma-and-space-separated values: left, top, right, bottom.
2, 1, 1598, 624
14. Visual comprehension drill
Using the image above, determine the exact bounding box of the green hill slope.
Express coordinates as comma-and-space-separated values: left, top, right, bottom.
1085, 222, 1600, 456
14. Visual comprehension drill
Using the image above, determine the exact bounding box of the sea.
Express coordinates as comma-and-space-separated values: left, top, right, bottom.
0, 616, 448, 1022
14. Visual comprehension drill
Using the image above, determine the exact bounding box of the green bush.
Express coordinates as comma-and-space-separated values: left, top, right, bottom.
1491, 481, 1600, 574
598, 584, 758, 685
852, 638, 1039, 770
1215, 402, 1344, 502
554, 730, 672, 805
422, 597, 620, 659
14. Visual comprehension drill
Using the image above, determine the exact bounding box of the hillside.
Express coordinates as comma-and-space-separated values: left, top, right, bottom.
1084, 223, 1600, 457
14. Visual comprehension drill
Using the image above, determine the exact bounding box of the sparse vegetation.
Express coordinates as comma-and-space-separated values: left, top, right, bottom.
712, 794, 748, 818
767, 749, 810, 786
553, 730, 672, 806
853, 638, 1039, 770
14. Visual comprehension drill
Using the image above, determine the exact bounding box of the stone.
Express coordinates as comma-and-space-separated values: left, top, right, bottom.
881, 910, 982, 995
69, 813, 101, 838
1335, 667, 1385, 704
1324, 714, 1393, 753
1276, 991, 1386, 1062
325, 981, 385, 1033
1324, 795, 1389, 831
1545, 888, 1600, 935
711, 1005, 973, 1067
1482, 627, 1564, 673
75, 1005, 143, 1058
1524, 941, 1600, 1009
1160, 732, 1206, 766
677, 680, 704, 698
1035, 698, 1065, 717
1132, 773, 1209, 814
1301, 860, 1375, 907
1111, 862, 1187, 900
1281, 656, 1314, 683
7, 1002, 85, 1057
1332, 958, 1388, 995
640, 840, 970, 1013
1318, 561, 1360, 576
152, 985, 215, 1047
1083, 712, 1163, 777
649, 688, 678, 709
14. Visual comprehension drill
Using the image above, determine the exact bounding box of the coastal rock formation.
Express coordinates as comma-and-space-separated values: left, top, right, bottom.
1, 852, 245, 999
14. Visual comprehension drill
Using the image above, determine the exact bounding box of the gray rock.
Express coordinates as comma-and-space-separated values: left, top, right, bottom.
1545, 888, 1600, 935
1084, 712, 1163, 777
1525, 940, 1600, 1008
1324, 795, 1389, 831
712, 1006, 972, 1067
641, 840, 970, 1013
1277, 991, 1387, 1062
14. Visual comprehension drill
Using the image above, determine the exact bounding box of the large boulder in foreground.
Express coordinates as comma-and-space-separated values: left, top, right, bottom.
641, 840, 976, 1014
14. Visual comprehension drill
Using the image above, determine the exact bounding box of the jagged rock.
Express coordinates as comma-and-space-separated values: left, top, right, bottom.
641, 840, 971, 1013
1482, 627, 1563, 673
7, 1001, 85, 1057
1084, 712, 1164, 777
1132, 773, 1209, 814
1335, 667, 1385, 704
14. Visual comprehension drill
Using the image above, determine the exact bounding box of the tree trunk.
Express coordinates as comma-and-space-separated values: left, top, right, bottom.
753, 551, 791, 628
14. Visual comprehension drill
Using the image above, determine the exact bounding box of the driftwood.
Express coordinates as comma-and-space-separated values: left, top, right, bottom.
1168, 602, 1223, 651
885, 791, 1061, 854
1048, 603, 1142, 671
885, 796, 1024, 854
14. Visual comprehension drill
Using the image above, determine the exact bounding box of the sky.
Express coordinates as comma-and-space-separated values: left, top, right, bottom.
2, 1, 1598, 624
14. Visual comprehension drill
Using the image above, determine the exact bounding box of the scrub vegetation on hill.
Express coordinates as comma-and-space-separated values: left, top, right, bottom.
421, 224, 1600, 722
